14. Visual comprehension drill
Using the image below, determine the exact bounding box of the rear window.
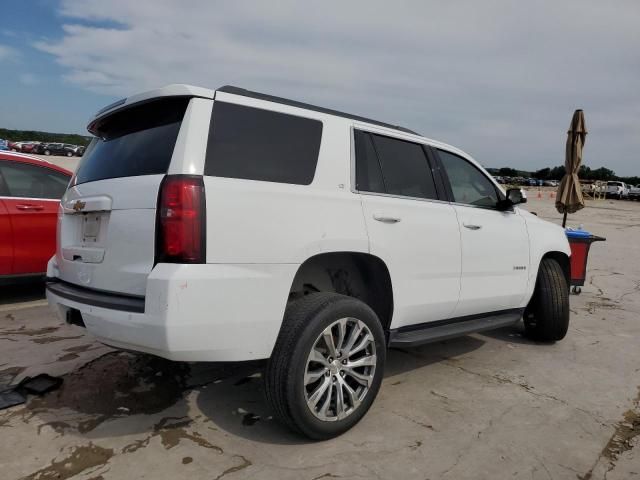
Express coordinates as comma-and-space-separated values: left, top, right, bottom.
607, 181, 621, 186
75, 97, 189, 185
204, 102, 323, 185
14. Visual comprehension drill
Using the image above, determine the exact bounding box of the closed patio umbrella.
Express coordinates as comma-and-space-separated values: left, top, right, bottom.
556, 109, 587, 227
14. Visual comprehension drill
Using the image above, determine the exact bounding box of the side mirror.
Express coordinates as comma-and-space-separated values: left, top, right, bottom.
498, 188, 527, 210
506, 188, 527, 205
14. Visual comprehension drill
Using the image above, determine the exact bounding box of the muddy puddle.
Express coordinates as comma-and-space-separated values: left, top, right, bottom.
11, 352, 266, 435
25, 352, 189, 433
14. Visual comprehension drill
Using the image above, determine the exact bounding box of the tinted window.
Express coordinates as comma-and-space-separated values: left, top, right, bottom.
438, 150, 499, 208
354, 130, 384, 193
74, 97, 189, 185
370, 134, 437, 199
205, 102, 322, 185
0, 162, 69, 199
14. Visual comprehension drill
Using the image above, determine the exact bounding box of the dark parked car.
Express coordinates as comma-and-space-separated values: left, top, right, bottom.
33, 143, 75, 157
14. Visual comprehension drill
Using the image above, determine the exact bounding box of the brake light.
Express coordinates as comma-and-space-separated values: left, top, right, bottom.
156, 175, 206, 263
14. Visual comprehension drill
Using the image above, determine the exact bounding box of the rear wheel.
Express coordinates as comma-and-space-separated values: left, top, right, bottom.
66, 151, 73, 157
44, 150, 51, 156
265, 293, 385, 440
524, 258, 570, 341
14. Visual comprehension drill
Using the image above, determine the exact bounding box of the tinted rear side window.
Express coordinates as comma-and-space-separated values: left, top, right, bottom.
354, 130, 385, 193
75, 97, 189, 185
205, 102, 322, 185
370, 134, 437, 200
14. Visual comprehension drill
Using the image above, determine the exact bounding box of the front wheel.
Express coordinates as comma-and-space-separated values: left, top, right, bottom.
524, 258, 570, 341
44, 150, 51, 156
66, 151, 73, 157
265, 293, 386, 440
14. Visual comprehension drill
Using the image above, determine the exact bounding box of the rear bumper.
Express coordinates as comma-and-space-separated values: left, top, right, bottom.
46, 261, 298, 362
46, 280, 145, 313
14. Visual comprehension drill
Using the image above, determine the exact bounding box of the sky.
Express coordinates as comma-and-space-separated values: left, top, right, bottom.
1, 0, 638, 175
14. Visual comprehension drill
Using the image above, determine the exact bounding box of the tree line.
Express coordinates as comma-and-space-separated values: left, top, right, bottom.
0, 128, 91, 146
494, 166, 639, 186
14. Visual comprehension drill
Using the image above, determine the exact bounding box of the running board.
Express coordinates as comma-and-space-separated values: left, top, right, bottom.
388, 309, 523, 348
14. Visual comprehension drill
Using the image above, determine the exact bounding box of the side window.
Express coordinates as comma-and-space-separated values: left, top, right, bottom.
354, 130, 384, 193
438, 150, 499, 208
205, 102, 323, 185
370, 134, 437, 200
0, 162, 69, 199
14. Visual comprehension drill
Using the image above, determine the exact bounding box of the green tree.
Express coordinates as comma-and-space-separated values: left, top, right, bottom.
589, 167, 615, 181
579, 165, 592, 179
534, 167, 551, 180
0, 128, 91, 146
498, 167, 518, 177
620, 176, 640, 186
548, 166, 566, 179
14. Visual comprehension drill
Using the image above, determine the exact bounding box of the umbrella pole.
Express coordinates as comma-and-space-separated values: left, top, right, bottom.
562, 209, 568, 228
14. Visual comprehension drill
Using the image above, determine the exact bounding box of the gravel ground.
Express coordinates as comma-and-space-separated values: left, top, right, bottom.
1, 192, 638, 480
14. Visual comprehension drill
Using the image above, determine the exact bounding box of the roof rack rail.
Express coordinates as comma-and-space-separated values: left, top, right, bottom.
216, 85, 418, 135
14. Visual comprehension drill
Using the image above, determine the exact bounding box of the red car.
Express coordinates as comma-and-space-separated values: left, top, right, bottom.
0, 151, 71, 281
19, 142, 41, 154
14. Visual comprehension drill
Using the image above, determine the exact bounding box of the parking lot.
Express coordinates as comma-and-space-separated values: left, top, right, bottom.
36, 154, 81, 173
1, 184, 639, 479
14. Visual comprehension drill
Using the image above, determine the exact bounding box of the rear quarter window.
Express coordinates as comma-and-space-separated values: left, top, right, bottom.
204, 102, 323, 185
74, 97, 190, 185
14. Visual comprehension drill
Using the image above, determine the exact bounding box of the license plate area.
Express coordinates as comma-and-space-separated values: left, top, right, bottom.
82, 214, 102, 243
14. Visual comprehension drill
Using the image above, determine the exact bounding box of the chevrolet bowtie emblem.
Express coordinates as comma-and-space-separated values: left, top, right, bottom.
73, 200, 86, 212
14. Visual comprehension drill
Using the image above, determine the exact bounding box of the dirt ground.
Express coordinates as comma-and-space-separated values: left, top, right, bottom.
1, 190, 639, 480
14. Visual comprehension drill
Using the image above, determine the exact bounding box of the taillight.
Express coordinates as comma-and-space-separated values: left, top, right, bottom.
156, 175, 206, 264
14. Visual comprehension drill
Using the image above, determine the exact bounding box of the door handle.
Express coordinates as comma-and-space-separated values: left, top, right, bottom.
463, 223, 482, 230
16, 204, 44, 211
373, 214, 401, 224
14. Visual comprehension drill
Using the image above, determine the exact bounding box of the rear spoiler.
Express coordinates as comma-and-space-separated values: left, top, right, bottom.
88, 84, 214, 132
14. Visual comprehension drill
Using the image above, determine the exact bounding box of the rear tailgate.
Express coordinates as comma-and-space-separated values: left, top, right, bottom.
55, 97, 192, 297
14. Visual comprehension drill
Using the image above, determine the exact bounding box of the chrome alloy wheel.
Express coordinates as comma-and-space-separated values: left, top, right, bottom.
304, 317, 377, 422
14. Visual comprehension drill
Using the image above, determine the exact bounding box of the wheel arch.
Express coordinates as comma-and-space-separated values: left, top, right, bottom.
541, 250, 571, 287
287, 251, 394, 333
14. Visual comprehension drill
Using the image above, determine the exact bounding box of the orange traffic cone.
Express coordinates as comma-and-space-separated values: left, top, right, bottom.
549, 191, 555, 199
537, 189, 542, 199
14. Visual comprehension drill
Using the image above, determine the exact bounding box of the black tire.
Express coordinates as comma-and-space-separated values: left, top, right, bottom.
44, 150, 51, 156
66, 151, 73, 157
265, 292, 386, 440
524, 258, 570, 341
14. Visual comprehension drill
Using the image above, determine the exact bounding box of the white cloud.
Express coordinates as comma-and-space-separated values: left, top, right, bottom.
35, 0, 640, 174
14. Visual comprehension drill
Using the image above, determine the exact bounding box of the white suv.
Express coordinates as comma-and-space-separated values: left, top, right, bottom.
47, 85, 571, 439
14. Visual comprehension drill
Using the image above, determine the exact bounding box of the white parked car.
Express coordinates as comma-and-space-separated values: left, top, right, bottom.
629, 184, 640, 200
606, 181, 629, 199
47, 85, 571, 439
